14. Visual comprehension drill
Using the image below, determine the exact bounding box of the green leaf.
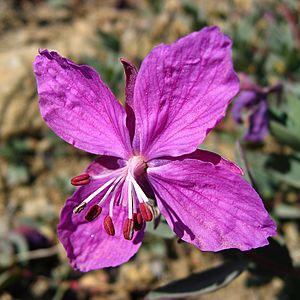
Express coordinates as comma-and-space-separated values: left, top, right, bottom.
146, 259, 248, 299
8, 233, 29, 263
0, 239, 14, 268
269, 95, 300, 151
246, 238, 293, 278
265, 154, 300, 189
274, 204, 300, 219
269, 121, 300, 151
97, 31, 120, 53
245, 151, 277, 199
146, 221, 175, 239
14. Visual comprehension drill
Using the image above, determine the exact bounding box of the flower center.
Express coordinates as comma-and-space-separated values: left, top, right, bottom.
71, 156, 154, 240
127, 155, 147, 177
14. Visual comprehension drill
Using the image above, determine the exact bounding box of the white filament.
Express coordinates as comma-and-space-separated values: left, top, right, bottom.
98, 175, 123, 206
109, 178, 124, 218
127, 177, 133, 219
131, 175, 149, 203
82, 177, 116, 204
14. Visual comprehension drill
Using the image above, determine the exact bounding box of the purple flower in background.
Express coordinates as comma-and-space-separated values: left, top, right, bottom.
232, 73, 282, 142
33, 27, 276, 272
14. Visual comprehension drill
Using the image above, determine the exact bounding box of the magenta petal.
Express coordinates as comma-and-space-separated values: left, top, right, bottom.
58, 159, 144, 272
148, 149, 243, 175
120, 58, 138, 108
147, 159, 276, 251
120, 58, 138, 143
133, 26, 239, 159
33, 50, 132, 159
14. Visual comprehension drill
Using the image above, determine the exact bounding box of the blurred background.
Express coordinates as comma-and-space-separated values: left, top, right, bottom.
1, 0, 300, 299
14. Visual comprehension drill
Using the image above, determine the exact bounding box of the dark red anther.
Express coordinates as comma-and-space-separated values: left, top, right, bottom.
123, 218, 134, 240
139, 203, 153, 222
71, 173, 90, 186
133, 212, 143, 231
104, 216, 115, 236
85, 205, 102, 222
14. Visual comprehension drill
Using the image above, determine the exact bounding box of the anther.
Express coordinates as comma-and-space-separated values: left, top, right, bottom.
71, 173, 90, 186
133, 212, 143, 231
139, 203, 153, 222
104, 216, 115, 236
123, 218, 134, 240
73, 202, 86, 214
85, 205, 102, 222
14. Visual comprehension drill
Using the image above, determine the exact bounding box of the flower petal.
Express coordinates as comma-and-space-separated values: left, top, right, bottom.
33, 50, 132, 158
232, 91, 257, 124
120, 58, 138, 108
244, 100, 268, 142
147, 159, 276, 251
148, 149, 243, 175
58, 158, 144, 272
132, 26, 239, 159
120, 58, 138, 143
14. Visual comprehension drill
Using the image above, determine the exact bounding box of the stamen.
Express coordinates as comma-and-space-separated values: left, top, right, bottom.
92, 167, 125, 180
131, 175, 149, 203
133, 212, 143, 231
123, 218, 134, 240
82, 176, 118, 205
127, 178, 133, 219
73, 202, 86, 214
103, 216, 115, 236
139, 203, 153, 222
97, 176, 122, 207
85, 205, 102, 222
71, 173, 90, 186
109, 178, 124, 217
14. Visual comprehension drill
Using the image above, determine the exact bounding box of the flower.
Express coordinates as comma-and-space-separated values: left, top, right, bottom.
33, 26, 276, 272
232, 73, 282, 142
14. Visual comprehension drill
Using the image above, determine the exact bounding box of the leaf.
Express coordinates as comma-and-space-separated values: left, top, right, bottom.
269, 121, 300, 151
265, 154, 300, 189
8, 232, 29, 263
146, 259, 248, 299
269, 95, 300, 151
146, 221, 175, 239
245, 238, 294, 278
274, 204, 300, 219
97, 31, 120, 53
245, 151, 277, 199
0, 239, 14, 268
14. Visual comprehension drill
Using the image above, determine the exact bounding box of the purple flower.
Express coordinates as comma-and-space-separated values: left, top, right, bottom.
232, 74, 282, 142
33, 27, 276, 272
232, 91, 269, 142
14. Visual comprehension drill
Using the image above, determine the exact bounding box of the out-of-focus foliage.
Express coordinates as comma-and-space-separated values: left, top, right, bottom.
1, 0, 300, 299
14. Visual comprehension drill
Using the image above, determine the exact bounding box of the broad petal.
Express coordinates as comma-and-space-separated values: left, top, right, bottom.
34, 50, 132, 159
148, 149, 243, 176
147, 159, 276, 251
133, 26, 239, 159
58, 158, 144, 272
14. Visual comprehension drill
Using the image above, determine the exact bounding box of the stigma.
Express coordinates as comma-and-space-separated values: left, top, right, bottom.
72, 155, 154, 240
